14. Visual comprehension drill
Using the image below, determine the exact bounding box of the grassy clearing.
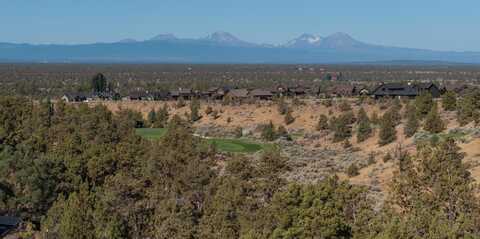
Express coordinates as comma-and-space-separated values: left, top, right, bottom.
135, 128, 266, 153
208, 138, 264, 153
135, 128, 167, 140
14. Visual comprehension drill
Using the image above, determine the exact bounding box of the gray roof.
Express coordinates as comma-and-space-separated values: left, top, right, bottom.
371, 83, 438, 97
228, 89, 249, 98
0, 216, 21, 236
250, 89, 273, 97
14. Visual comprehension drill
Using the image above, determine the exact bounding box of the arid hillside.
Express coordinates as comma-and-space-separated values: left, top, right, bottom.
88, 98, 480, 197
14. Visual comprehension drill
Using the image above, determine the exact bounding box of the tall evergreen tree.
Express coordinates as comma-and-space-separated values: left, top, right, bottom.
91, 73, 108, 93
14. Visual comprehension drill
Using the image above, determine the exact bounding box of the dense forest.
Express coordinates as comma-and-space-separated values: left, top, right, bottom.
1, 95, 480, 238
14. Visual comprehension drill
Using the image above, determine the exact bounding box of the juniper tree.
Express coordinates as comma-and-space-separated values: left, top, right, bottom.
147, 108, 157, 127
404, 103, 419, 137
424, 102, 445, 134
457, 95, 476, 126
356, 108, 372, 142
378, 111, 397, 146
339, 100, 352, 112
190, 98, 201, 122
442, 91, 457, 111
316, 114, 329, 131
332, 113, 352, 142
284, 109, 295, 125
156, 104, 169, 128
415, 92, 433, 118
382, 139, 480, 238
277, 97, 288, 115
261, 121, 277, 141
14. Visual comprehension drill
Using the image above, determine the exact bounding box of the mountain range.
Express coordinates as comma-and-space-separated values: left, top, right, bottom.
1, 31, 480, 64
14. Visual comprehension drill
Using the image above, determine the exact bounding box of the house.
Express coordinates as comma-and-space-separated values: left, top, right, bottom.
124, 91, 153, 101
201, 87, 220, 99
250, 89, 274, 100
0, 216, 21, 237
170, 88, 193, 100
150, 91, 170, 101
92, 91, 119, 101
371, 82, 441, 99
61, 93, 88, 102
327, 85, 357, 97
226, 89, 249, 101
178, 88, 193, 99
288, 86, 307, 96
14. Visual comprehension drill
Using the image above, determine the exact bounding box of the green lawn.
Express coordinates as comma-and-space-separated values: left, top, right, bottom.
135, 128, 168, 140
135, 128, 265, 153
208, 138, 264, 153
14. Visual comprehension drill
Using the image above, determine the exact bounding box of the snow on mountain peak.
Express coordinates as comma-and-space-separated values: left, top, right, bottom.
284, 33, 323, 48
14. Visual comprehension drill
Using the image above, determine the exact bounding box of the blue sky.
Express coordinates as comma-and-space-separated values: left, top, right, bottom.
1, 0, 479, 51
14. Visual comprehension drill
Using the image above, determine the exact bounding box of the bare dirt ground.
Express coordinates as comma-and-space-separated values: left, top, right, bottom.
88, 99, 480, 199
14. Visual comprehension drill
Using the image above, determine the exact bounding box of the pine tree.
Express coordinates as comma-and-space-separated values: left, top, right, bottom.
404, 103, 419, 137
442, 91, 457, 111
378, 111, 397, 146
423, 102, 445, 133
91, 73, 107, 93
356, 108, 372, 142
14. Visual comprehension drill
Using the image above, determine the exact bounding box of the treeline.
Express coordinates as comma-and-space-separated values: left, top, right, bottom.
2, 64, 480, 99
1, 96, 480, 238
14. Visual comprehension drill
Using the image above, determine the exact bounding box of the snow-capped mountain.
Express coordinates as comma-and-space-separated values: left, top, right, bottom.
202, 31, 257, 47
284, 32, 367, 49
320, 32, 366, 49
284, 33, 323, 48
3, 31, 480, 63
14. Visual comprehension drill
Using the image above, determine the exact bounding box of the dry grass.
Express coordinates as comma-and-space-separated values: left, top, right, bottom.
87, 99, 480, 193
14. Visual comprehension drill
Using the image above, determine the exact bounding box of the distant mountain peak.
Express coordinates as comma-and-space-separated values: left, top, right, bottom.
284, 33, 323, 48
203, 31, 256, 47
149, 33, 178, 41
322, 32, 364, 49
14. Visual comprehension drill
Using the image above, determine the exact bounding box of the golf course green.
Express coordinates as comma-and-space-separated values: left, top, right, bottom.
135, 128, 265, 153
